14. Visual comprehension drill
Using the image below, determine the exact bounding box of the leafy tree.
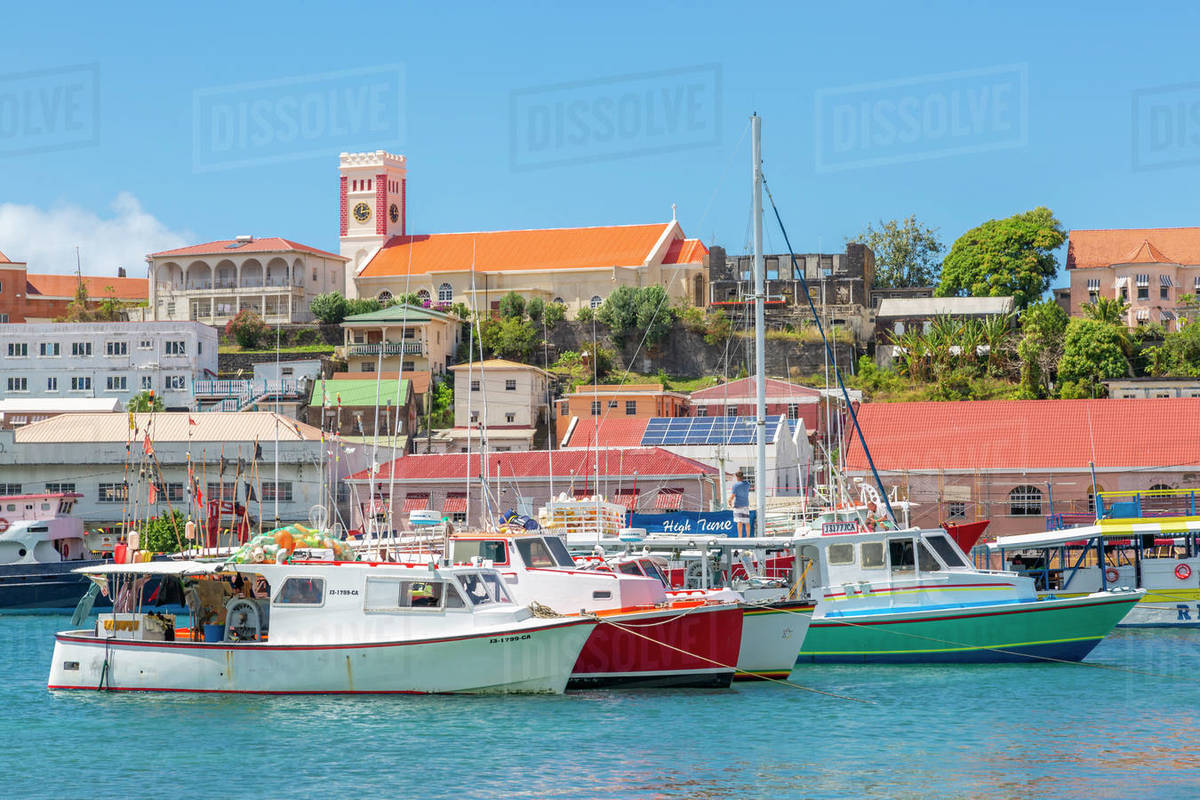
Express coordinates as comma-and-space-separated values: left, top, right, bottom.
702, 308, 731, 346
1080, 296, 1129, 325
310, 292, 350, 324
141, 510, 187, 553
597, 286, 675, 347
853, 215, 944, 288
498, 292, 527, 321
126, 391, 164, 412
576, 305, 594, 323
526, 297, 545, 324
448, 302, 472, 321
937, 207, 1066, 309
429, 378, 454, 428
1057, 318, 1129, 397
345, 298, 382, 317
392, 293, 422, 307
1016, 299, 1069, 398
225, 309, 268, 349
550, 348, 615, 388
1146, 320, 1200, 377
543, 302, 566, 328
596, 286, 639, 345
635, 286, 674, 347
95, 286, 125, 321
479, 316, 537, 361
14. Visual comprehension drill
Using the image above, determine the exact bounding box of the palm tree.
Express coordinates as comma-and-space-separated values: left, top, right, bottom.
1081, 296, 1129, 325
957, 318, 985, 372
979, 313, 1015, 377
892, 328, 931, 380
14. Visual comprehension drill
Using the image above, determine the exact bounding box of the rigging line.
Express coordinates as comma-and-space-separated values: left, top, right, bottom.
762, 173, 897, 526
587, 613, 873, 704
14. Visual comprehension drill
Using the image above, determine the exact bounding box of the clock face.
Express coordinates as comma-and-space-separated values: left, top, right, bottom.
389, 203, 399, 224
353, 202, 371, 223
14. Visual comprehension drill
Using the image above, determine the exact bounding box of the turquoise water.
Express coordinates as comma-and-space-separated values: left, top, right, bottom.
6, 615, 1200, 799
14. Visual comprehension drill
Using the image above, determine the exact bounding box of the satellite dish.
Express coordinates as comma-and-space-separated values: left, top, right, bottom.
308, 504, 329, 529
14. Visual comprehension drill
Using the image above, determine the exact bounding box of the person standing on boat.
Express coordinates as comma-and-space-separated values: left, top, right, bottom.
729, 469, 751, 538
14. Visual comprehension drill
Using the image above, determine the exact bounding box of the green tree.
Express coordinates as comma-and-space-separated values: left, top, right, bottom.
635, 285, 674, 347
480, 316, 537, 361
526, 297, 545, 324
126, 391, 164, 412
543, 301, 566, 328
937, 207, 1066, 309
1016, 299, 1069, 397
596, 286, 639, 345
1057, 318, 1129, 397
429, 378, 454, 427
141, 510, 187, 553
576, 305, 594, 323
1148, 319, 1200, 377
449, 302, 472, 321
702, 308, 731, 346
498, 292, 526, 321
225, 309, 268, 349
1081, 296, 1129, 325
853, 215, 945, 288
310, 292, 350, 324
345, 298, 382, 317
597, 286, 675, 347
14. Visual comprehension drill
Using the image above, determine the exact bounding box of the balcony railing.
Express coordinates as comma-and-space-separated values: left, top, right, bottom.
1096, 489, 1200, 520
194, 379, 306, 411
348, 342, 424, 357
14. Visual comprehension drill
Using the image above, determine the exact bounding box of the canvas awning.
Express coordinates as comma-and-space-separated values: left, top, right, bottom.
1162, 309, 1176, 321
1136, 274, 1150, 287
442, 493, 467, 513
1136, 308, 1150, 320
1160, 274, 1174, 287
1087, 279, 1100, 290
1114, 276, 1129, 289
654, 489, 684, 510
402, 494, 430, 512
614, 489, 640, 510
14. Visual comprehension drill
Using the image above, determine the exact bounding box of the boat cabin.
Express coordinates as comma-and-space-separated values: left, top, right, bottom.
0, 492, 89, 565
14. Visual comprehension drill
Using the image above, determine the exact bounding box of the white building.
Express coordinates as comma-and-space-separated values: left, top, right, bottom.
433, 359, 551, 452
0, 321, 217, 409
0, 412, 369, 530
0, 397, 122, 429
145, 236, 348, 325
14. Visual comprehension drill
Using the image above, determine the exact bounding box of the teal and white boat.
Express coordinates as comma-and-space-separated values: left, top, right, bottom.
792, 525, 1142, 663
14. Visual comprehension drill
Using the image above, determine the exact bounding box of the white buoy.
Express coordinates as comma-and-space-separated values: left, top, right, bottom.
128, 530, 140, 551
185, 520, 196, 540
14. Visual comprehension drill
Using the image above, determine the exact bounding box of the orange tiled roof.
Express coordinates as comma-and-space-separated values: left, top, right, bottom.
149, 237, 345, 261
25, 274, 148, 301
663, 237, 708, 264
359, 223, 705, 278
1066, 227, 1200, 270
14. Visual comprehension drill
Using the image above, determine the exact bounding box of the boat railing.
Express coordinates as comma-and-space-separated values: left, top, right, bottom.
1096, 489, 1200, 520
1044, 512, 1097, 531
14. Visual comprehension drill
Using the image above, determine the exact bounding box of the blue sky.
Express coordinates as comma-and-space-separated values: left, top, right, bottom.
3, 1, 1199, 285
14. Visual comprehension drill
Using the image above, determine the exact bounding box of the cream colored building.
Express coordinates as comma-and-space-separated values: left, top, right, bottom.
146, 236, 347, 325
336, 151, 709, 313
341, 304, 461, 377
434, 359, 551, 452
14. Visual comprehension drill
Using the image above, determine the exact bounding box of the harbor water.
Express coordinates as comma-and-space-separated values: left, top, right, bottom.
7, 614, 1199, 799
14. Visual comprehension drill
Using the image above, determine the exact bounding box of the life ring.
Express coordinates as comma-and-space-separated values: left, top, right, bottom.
1105, 567, 1120, 584
1175, 563, 1192, 581
0, 518, 8, 533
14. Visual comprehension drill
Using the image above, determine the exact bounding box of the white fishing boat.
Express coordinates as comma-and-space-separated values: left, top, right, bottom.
48, 558, 595, 694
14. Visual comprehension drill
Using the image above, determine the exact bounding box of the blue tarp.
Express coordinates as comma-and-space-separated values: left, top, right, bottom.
628, 510, 756, 537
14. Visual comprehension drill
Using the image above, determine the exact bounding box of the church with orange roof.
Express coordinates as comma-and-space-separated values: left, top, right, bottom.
1066, 226, 1200, 329
338, 151, 710, 314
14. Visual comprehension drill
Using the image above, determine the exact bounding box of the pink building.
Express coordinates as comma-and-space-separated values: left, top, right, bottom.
844, 398, 1200, 538
1066, 227, 1200, 329
689, 377, 856, 437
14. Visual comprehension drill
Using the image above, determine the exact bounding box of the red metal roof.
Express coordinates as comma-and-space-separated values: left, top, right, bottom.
149, 237, 346, 261
25, 274, 148, 301
843, 398, 1200, 471
1066, 227, 1200, 270
564, 417, 649, 448
359, 223, 705, 278
690, 377, 822, 402
442, 493, 467, 513
348, 447, 716, 482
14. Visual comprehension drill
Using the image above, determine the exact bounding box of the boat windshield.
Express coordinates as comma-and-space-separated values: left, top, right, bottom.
452, 539, 508, 565
639, 560, 669, 586
925, 534, 967, 568
542, 536, 576, 567
456, 572, 511, 606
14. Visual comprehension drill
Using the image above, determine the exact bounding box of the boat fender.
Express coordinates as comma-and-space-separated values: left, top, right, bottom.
1175, 563, 1192, 581
1105, 567, 1120, 584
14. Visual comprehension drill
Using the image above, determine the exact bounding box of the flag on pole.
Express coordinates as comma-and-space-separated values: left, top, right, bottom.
245, 481, 257, 502
188, 416, 197, 426
143, 434, 154, 457
128, 410, 135, 431
254, 441, 263, 461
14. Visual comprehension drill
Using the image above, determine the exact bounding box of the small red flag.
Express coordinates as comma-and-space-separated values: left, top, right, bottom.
188, 416, 197, 426
143, 434, 154, 457
148, 483, 158, 505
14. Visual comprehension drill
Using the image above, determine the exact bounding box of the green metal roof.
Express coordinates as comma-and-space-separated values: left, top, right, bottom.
342, 303, 456, 325
310, 378, 410, 407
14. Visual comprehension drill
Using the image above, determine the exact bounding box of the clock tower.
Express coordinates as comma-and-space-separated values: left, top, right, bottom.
338, 150, 406, 297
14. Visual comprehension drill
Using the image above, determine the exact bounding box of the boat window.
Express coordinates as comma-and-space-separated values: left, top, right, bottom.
452, 539, 508, 565
515, 538, 556, 568
640, 560, 669, 586
364, 578, 448, 611
617, 562, 644, 576
456, 572, 511, 606
5, 504, 13, 512
861, 542, 885, 569
275, 577, 325, 606
827, 544, 855, 565
888, 539, 916, 573
926, 535, 966, 567
916, 542, 943, 572
542, 536, 576, 567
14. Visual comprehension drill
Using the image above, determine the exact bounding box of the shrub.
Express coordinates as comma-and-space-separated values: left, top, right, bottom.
310, 292, 349, 324
576, 306, 594, 323
225, 309, 268, 349
346, 298, 382, 317
543, 302, 566, 328
294, 327, 320, 345
498, 292, 526, 321
527, 297, 545, 324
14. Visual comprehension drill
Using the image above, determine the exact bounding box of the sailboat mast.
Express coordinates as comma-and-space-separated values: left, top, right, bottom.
751, 113, 767, 537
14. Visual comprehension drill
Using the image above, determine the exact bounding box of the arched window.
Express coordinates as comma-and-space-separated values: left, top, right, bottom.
417, 289, 431, 305
377, 290, 393, 305
589, 295, 603, 309
438, 283, 453, 302
1009, 485, 1043, 516
1149, 483, 1172, 492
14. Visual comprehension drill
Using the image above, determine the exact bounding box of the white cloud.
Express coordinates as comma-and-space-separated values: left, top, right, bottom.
0, 193, 192, 277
